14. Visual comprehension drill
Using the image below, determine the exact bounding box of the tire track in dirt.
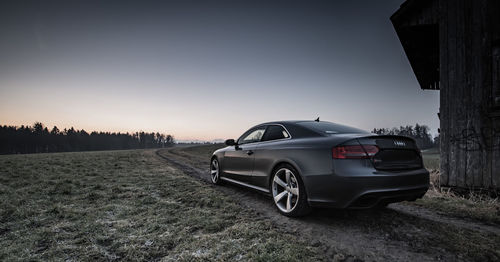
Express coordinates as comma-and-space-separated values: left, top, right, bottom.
155, 148, 498, 261
390, 203, 500, 235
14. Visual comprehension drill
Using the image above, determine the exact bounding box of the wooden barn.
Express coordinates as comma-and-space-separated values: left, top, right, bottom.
391, 0, 500, 190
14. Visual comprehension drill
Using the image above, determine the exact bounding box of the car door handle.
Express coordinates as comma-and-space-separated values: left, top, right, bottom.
246, 150, 254, 155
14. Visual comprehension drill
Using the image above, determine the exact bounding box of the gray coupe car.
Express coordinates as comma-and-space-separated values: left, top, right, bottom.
210, 120, 429, 217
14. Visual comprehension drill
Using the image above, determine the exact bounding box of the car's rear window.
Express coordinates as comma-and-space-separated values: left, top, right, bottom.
296, 121, 369, 134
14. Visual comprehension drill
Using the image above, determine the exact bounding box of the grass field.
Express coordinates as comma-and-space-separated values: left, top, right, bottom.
2, 146, 499, 261
0, 149, 320, 261
422, 148, 440, 170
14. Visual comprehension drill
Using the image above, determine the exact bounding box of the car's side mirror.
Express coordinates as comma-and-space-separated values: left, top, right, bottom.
225, 139, 236, 146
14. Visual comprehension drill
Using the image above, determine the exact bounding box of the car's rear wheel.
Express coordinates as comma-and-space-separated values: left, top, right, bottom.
271, 164, 311, 217
210, 158, 221, 184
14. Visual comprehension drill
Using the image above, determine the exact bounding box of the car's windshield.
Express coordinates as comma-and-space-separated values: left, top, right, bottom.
297, 121, 369, 134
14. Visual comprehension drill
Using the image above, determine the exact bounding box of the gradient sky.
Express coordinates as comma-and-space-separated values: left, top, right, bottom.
0, 0, 439, 141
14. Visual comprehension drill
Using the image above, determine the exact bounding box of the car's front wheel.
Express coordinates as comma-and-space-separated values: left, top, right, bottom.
271, 164, 311, 217
210, 157, 222, 185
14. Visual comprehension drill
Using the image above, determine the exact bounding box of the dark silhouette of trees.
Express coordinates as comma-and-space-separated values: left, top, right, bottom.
372, 124, 436, 149
0, 122, 174, 155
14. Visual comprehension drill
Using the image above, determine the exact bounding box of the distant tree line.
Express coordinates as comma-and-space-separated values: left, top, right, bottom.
0, 122, 174, 155
372, 123, 438, 149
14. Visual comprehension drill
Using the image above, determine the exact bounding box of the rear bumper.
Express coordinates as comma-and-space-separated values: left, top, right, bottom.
303, 168, 429, 208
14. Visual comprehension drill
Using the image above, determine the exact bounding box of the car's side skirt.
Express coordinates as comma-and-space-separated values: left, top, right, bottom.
220, 177, 270, 193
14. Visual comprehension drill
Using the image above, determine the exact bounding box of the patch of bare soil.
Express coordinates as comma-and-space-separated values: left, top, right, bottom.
389, 203, 500, 235
156, 148, 500, 262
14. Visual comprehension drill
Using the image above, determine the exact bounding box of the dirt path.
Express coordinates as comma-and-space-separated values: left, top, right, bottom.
389, 203, 500, 235
155, 148, 500, 262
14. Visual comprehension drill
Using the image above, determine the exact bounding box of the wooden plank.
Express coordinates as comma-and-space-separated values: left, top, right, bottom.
439, 0, 450, 186
465, 0, 476, 188
455, 0, 467, 188
489, 0, 500, 189
476, 0, 490, 189
478, 0, 491, 189
447, 0, 459, 187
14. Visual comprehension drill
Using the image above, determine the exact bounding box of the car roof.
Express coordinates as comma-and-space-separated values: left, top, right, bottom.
259, 120, 318, 126
254, 120, 369, 137
251, 120, 326, 138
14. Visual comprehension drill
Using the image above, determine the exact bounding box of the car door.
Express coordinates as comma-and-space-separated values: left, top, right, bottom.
222, 126, 266, 184
252, 124, 291, 189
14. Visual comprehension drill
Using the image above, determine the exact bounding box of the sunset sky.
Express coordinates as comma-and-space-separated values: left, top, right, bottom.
0, 0, 439, 141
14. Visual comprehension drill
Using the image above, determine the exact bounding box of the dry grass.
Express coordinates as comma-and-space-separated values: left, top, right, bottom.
417, 150, 500, 225
0, 149, 321, 261
413, 169, 500, 225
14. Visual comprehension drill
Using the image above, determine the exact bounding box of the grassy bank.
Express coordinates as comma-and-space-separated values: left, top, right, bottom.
0, 149, 320, 261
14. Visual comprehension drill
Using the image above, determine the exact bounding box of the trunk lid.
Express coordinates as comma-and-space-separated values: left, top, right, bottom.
356, 135, 423, 170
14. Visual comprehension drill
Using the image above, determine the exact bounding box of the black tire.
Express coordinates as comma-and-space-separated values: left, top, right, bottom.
270, 164, 311, 217
210, 157, 223, 185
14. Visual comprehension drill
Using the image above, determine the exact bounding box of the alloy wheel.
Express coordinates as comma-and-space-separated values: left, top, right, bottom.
272, 168, 299, 213
210, 159, 219, 184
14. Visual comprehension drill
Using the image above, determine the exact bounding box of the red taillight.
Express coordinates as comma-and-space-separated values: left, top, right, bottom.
362, 145, 379, 157
332, 145, 379, 159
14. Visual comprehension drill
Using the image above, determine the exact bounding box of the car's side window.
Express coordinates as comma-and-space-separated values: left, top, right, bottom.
261, 125, 290, 142
238, 127, 267, 145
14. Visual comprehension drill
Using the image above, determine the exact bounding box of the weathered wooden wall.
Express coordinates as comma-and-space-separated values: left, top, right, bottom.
392, 0, 500, 190
439, 0, 500, 190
